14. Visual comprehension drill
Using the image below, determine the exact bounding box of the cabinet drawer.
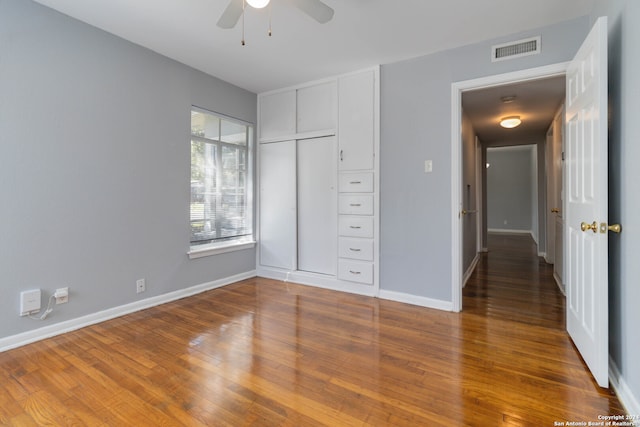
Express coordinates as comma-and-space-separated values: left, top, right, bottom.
338, 260, 373, 284
339, 173, 374, 193
338, 216, 373, 238
339, 238, 373, 261
338, 195, 373, 215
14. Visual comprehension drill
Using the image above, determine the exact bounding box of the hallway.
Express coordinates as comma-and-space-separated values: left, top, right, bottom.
463, 233, 565, 329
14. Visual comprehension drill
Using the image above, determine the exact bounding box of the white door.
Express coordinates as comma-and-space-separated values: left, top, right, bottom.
565, 16, 608, 388
259, 140, 297, 270
298, 137, 338, 275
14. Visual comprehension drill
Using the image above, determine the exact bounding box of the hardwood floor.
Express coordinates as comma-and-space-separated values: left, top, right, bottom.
464, 233, 566, 329
0, 234, 624, 426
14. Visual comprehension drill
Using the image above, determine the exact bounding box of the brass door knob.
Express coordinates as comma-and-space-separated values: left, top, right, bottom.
551, 208, 560, 213
581, 221, 598, 233
608, 224, 622, 234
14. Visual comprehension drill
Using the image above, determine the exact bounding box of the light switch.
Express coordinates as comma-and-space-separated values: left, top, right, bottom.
424, 160, 433, 173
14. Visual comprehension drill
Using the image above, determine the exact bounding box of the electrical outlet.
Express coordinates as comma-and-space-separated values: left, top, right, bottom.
136, 279, 146, 294
54, 287, 69, 304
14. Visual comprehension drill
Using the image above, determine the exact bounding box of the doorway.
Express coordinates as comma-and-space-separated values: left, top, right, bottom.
450, 62, 568, 312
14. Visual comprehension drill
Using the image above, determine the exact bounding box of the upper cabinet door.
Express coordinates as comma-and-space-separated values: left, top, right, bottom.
297, 81, 337, 134
259, 90, 296, 141
338, 71, 375, 171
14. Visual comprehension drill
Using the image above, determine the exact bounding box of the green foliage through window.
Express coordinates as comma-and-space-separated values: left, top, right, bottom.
190, 108, 253, 245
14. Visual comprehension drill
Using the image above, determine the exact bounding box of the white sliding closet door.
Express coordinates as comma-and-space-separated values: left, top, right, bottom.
259, 140, 296, 270
298, 137, 337, 275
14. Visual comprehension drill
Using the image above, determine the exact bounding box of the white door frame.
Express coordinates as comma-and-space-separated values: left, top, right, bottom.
475, 136, 483, 253
450, 62, 569, 312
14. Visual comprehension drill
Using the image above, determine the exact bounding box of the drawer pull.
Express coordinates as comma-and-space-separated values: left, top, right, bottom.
349, 270, 362, 275
350, 203, 362, 207
349, 226, 362, 229
349, 248, 361, 252
349, 181, 362, 184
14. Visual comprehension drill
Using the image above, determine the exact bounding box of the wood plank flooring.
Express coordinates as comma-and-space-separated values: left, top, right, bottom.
0, 234, 625, 426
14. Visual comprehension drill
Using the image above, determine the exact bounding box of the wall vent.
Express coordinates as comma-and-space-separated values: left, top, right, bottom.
491, 36, 541, 62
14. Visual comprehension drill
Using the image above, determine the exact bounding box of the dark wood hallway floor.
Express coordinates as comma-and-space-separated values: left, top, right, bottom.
463, 233, 566, 329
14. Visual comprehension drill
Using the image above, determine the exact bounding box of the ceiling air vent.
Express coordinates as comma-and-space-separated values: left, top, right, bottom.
491, 36, 541, 62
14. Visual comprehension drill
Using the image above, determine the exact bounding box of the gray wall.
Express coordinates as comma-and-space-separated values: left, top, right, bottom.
536, 141, 547, 252
486, 146, 535, 232
0, 0, 257, 339
592, 0, 640, 410
380, 16, 590, 300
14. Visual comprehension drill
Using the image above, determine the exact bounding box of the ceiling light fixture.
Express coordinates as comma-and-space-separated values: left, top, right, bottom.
500, 116, 522, 129
247, 0, 270, 8
240, 0, 272, 46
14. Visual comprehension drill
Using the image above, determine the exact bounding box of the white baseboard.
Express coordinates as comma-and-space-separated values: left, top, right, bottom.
257, 267, 378, 297
609, 357, 640, 416
258, 267, 452, 312
378, 289, 453, 312
0, 270, 256, 353
488, 228, 533, 235
553, 272, 566, 296
462, 253, 480, 288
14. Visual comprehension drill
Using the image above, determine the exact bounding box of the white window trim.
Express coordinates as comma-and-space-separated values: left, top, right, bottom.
188, 237, 256, 259
189, 106, 255, 257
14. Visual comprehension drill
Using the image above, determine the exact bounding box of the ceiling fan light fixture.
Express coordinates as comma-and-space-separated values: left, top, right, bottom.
500, 116, 522, 129
246, 0, 270, 8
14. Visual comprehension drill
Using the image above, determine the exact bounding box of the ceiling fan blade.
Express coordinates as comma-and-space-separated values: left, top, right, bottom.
292, 0, 334, 24
217, 0, 244, 29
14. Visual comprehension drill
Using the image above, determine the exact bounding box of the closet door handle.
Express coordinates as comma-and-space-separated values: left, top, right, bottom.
340, 150, 344, 161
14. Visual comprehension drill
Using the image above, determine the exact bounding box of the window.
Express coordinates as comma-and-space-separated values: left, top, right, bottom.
189, 107, 254, 256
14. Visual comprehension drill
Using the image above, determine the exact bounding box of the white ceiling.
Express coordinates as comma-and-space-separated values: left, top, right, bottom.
462, 76, 566, 145
33, 0, 595, 94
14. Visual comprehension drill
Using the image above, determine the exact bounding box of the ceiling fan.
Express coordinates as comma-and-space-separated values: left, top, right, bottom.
217, 0, 335, 30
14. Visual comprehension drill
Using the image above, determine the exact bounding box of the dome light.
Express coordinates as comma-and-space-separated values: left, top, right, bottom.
500, 116, 522, 129
246, 0, 270, 8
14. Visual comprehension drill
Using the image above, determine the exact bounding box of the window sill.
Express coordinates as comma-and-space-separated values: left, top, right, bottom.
188, 239, 256, 259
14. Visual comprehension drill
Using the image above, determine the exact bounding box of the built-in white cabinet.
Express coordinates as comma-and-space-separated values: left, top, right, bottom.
337, 70, 377, 286
259, 91, 296, 141
257, 67, 379, 295
337, 175, 375, 283
259, 81, 336, 141
259, 140, 296, 270
297, 136, 337, 275
338, 70, 375, 171
297, 82, 336, 134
